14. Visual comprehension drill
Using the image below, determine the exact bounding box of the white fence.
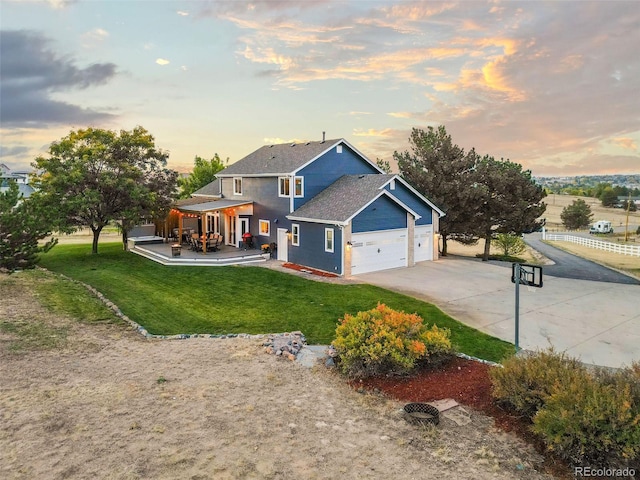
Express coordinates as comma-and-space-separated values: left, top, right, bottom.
543, 232, 640, 257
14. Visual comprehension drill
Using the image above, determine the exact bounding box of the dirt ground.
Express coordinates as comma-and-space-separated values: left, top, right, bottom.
543, 193, 640, 232
0, 273, 554, 480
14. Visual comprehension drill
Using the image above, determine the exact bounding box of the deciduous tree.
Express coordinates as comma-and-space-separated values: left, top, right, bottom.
32, 127, 178, 254
178, 154, 227, 198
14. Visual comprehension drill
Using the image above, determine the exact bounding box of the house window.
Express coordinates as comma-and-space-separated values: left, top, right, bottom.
292, 224, 300, 246
294, 176, 304, 197
233, 177, 243, 195
278, 177, 290, 197
259, 219, 270, 236
389, 179, 395, 190
325, 228, 334, 253
336, 145, 343, 154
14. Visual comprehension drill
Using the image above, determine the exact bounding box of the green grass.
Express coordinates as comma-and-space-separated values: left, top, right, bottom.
39, 243, 513, 362
31, 269, 123, 324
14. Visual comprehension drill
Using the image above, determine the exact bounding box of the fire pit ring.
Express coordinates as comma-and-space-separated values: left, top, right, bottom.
403, 403, 440, 426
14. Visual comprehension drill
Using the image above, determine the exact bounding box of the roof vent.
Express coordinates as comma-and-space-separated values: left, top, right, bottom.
322, 131, 325, 143
269, 145, 274, 148
305, 142, 310, 146
291, 143, 295, 147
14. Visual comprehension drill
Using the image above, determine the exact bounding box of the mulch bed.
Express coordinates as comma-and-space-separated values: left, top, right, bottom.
353, 356, 572, 479
282, 263, 339, 277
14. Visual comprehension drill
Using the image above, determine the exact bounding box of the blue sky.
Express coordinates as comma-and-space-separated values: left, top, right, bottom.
1, 0, 639, 176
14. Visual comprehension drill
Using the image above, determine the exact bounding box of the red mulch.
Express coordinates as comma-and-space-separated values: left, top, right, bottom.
282, 263, 339, 277
353, 356, 572, 479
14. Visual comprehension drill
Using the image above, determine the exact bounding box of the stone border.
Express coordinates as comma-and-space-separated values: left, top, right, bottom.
39, 268, 273, 341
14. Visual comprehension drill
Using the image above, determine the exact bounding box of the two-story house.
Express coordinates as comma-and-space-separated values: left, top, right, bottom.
174, 138, 444, 276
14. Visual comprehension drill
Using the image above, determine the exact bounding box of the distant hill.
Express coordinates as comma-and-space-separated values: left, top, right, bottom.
534, 174, 640, 196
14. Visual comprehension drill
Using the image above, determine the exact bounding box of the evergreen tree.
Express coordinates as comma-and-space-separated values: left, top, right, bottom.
560, 199, 593, 230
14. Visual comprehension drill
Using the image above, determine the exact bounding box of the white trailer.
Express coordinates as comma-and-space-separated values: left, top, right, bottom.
589, 220, 613, 234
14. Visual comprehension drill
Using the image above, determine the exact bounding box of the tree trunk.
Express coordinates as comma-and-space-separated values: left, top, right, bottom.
441, 235, 448, 256
91, 225, 103, 254
482, 234, 491, 261
122, 230, 128, 251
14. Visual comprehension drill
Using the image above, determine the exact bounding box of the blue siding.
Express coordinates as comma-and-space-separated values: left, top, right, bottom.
294, 144, 379, 210
352, 195, 407, 233
288, 222, 343, 275
221, 177, 292, 244
384, 182, 433, 226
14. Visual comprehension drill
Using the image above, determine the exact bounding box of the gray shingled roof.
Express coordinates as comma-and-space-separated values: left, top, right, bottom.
192, 180, 221, 197
287, 174, 401, 224
216, 139, 343, 176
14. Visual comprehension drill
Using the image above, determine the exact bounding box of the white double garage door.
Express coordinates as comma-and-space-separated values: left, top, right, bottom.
351, 225, 433, 275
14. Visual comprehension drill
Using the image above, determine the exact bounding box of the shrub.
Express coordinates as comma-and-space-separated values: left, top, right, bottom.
490, 348, 586, 418
532, 363, 640, 469
492, 233, 526, 257
332, 303, 452, 378
491, 349, 640, 469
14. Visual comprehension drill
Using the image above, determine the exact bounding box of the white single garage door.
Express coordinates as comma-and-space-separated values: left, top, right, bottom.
414, 225, 433, 262
351, 229, 408, 275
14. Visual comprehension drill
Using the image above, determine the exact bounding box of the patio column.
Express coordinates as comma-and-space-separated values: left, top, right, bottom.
178, 213, 183, 245
201, 212, 207, 253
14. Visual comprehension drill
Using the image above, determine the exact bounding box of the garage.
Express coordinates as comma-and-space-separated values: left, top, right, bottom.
351, 228, 408, 275
414, 225, 433, 263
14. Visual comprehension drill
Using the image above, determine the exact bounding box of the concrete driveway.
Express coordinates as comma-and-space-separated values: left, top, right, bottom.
357, 257, 640, 368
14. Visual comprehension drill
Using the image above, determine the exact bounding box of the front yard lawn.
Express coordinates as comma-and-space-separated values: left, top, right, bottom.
40, 243, 513, 362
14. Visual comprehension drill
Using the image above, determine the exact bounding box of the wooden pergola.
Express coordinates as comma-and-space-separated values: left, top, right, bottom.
171, 199, 253, 253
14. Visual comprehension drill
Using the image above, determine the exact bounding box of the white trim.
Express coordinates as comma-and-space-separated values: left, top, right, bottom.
325, 227, 334, 253
286, 215, 347, 226
278, 176, 290, 197
259, 219, 270, 236
291, 223, 300, 246
294, 176, 304, 198
233, 177, 243, 195
344, 190, 421, 224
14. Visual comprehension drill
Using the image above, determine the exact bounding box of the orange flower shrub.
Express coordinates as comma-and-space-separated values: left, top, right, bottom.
332, 303, 452, 378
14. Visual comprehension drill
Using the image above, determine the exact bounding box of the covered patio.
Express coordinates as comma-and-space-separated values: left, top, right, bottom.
128, 197, 265, 266
170, 198, 254, 253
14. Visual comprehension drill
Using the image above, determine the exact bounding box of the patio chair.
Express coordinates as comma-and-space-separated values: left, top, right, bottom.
207, 234, 220, 252
190, 233, 202, 252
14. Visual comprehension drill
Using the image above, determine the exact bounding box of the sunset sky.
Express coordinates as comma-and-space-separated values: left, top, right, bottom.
1, 0, 639, 177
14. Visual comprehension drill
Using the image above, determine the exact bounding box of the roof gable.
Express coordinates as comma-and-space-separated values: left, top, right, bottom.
286, 174, 419, 225
216, 138, 383, 177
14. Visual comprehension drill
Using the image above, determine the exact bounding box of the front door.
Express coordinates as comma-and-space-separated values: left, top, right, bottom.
277, 228, 288, 262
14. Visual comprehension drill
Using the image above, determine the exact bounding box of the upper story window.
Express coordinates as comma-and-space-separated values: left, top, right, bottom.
294, 176, 304, 197
278, 177, 290, 197
336, 145, 343, 154
233, 177, 243, 195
